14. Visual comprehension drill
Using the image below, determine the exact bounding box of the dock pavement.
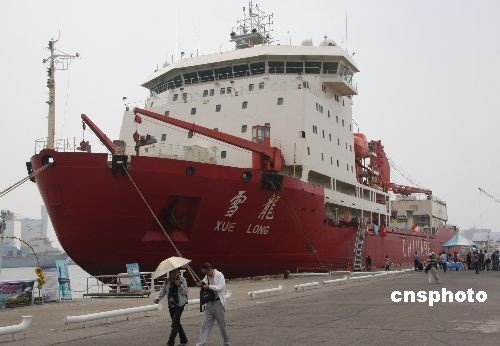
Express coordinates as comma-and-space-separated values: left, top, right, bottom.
1, 269, 499, 345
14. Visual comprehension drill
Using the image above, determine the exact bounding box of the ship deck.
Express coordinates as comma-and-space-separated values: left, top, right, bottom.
2, 269, 499, 345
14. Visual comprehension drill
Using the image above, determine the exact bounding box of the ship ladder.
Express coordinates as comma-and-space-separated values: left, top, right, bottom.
120, 163, 201, 283
0, 163, 52, 199
353, 224, 366, 271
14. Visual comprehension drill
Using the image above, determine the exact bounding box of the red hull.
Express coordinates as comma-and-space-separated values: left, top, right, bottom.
30, 150, 454, 277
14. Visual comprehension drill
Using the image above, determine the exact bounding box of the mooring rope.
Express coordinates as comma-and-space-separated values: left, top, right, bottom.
120, 163, 201, 283
0, 163, 52, 199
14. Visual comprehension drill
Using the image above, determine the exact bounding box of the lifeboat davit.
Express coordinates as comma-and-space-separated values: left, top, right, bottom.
353, 133, 369, 158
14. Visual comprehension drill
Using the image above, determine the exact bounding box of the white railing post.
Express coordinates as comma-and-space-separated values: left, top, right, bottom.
248, 285, 283, 299
0, 316, 32, 340
65, 304, 161, 327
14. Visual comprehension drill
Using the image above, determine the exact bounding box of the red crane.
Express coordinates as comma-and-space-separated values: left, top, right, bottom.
133, 107, 284, 171
80, 114, 118, 154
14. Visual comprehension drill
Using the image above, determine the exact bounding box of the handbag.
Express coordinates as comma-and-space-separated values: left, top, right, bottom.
199, 277, 216, 312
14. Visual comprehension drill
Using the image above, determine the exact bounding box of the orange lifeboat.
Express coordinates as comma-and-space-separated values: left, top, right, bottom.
353, 133, 369, 158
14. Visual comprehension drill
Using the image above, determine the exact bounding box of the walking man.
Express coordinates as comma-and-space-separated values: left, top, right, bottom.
154, 269, 188, 346
366, 255, 372, 272
384, 255, 391, 271
426, 252, 439, 284
440, 252, 448, 272
197, 263, 230, 346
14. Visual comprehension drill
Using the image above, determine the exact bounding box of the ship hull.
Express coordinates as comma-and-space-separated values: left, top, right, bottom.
30, 150, 454, 277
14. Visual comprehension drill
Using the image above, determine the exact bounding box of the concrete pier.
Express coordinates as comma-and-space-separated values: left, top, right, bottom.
1, 270, 499, 345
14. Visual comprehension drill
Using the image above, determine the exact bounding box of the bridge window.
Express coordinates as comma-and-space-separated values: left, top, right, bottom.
242, 101, 248, 109
233, 64, 250, 77
215, 66, 233, 80
286, 61, 303, 74
173, 94, 178, 101
161, 134, 166, 141
312, 125, 318, 134
221, 151, 227, 159
173, 75, 182, 88
241, 125, 247, 133
226, 87, 232, 94
277, 97, 284, 105
250, 62, 265, 75
328, 110, 331, 118
307, 147, 310, 155
269, 61, 285, 74
299, 131, 306, 138
164, 110, 170, 116
210, 89, 214, 96
337, 160, 339, 167
329, 134, 332, 142
198, 69, 215, 82
259, 82, 265, 90
323, 62, 338, 74
203, 90, 208, 97
183, 72, 198, 84
220, 88, 226, 95
216, 104, 222, 112
249, 84, 254, 91
305, 61, 321, 74
191, 107, 196, 115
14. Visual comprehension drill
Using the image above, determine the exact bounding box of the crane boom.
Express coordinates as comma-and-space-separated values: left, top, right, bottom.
478, 187, 500, 204
81, 114, 117, 154
133, 107, 284, 171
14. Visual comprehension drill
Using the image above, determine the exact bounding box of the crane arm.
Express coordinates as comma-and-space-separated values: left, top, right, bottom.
478, 188, 500, 204
133, 107, 284, 171
390, 183, 432, 196
81, 114, 117, 154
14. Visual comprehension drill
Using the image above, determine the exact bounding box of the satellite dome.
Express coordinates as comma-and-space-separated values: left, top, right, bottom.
301, 38, 313, 46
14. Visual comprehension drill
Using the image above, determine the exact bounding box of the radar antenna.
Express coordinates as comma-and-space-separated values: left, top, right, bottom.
42, 35, 79, 150
230, 1, 274, 49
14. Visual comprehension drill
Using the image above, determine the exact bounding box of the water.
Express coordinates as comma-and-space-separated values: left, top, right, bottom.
0, 265, 104, 298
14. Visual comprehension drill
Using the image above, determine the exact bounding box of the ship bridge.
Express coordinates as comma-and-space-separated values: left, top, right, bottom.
142, 45, 358, 97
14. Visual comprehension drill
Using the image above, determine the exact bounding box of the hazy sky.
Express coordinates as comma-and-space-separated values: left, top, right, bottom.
1, 0, 499, 246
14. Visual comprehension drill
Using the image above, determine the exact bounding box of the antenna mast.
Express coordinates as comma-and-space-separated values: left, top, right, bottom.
43, 37, 79, 150
230, 1, 274, 49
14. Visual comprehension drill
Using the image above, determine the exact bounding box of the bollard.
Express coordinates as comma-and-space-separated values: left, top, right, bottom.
0, 316, 32, 340
248, 285, 283, 299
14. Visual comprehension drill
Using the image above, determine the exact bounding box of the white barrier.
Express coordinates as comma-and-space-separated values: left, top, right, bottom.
350, 275, 373, 280
187, 290, 232, 310
351, 271, 385, 276
248, 285, 283, 299
65, 304, 161, 327
323, 277, 348, 285
290, 272, 330, 277
0, 316, 32, 340
374, 272, 389, 277
294, 282, 319, 291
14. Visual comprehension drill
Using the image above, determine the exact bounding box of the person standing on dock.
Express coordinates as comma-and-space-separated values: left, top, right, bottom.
472, 251, 480, 274
154, 269, 189, 346
439, 252, 448, 272
426, 252, 439, 284
197, 263, 230, 346
413, 252, 420, 271
384, 256, 391, 271
366, 256, 372, 271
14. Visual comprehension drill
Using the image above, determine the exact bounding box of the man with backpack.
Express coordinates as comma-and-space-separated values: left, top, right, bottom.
197, 262, 230, 346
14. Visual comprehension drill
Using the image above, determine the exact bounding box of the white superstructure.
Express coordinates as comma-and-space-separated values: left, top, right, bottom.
118, 3, 390, 226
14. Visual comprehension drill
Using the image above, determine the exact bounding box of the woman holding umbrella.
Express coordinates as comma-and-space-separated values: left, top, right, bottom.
153, 259, 190, 346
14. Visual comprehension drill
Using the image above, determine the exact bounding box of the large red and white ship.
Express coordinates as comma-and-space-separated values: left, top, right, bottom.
29, 3, 455, 278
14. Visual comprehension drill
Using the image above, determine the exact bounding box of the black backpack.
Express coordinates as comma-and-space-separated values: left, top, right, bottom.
199, 277, 216, 312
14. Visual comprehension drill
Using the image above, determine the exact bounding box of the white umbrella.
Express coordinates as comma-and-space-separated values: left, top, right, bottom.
152, 256, 192, 279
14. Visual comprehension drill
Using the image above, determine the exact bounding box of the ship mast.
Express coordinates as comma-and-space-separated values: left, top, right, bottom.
43, 37, 79, 150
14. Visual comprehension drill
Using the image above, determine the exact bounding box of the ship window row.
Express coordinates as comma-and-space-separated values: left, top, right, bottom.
306, 148, 355, 172
150, 60, 353, 96
310, 125, 351, 152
